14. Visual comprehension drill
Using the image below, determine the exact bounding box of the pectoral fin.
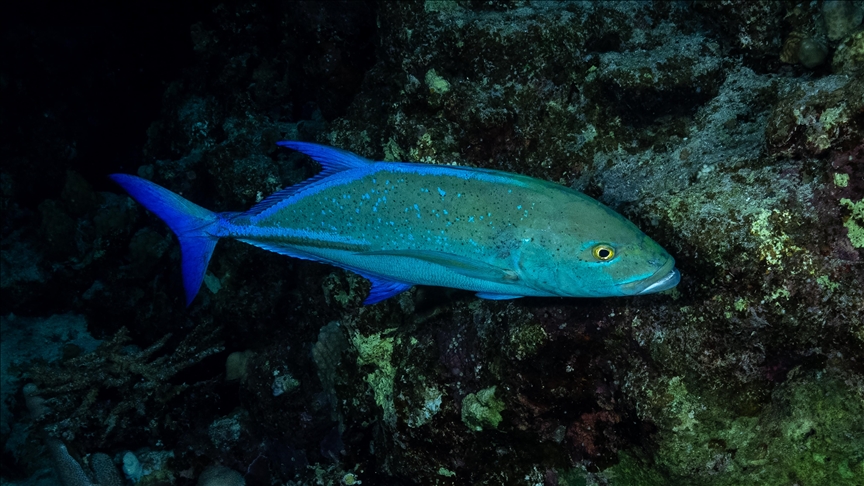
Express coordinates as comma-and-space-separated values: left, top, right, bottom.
476, 292, 524, 300
357, 250, 519, 283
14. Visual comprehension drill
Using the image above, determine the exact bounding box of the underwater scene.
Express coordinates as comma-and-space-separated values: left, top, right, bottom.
1, 1, 862, 485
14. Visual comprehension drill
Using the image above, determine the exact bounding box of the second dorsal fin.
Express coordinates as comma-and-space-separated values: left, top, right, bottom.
248, 142, 373, 217
277, 141, 371, 173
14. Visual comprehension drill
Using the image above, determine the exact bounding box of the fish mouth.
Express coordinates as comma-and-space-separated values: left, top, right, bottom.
620, 259, 680, 296
636, 267, 680, 294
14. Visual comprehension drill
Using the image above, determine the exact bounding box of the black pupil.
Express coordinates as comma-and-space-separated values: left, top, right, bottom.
598, 248, 610, 258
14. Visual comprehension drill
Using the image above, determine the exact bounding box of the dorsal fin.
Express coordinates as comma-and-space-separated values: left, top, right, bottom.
276, 141, 371, 173
248, 142, 373, 216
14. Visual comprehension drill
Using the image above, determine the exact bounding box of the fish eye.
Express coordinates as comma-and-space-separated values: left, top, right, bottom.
592, 244, 615, 261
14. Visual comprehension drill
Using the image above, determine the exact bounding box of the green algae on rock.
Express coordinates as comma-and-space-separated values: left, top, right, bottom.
461, 386, 506, 432
840, 198, 864, 248
352, 329, 398, 426
833, 30, 864, 74
614, 368, 864, 485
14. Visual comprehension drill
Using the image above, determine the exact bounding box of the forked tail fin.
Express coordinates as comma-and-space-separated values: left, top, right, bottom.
110, 174, 219, 305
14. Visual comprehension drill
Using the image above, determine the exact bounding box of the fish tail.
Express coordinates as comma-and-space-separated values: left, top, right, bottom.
110, 174, 219, 306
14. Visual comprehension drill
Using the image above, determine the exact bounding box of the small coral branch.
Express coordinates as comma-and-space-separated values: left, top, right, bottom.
25, 323, 224, 446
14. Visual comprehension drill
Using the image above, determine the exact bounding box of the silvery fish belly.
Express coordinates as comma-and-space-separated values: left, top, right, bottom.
111, 142, 680, 305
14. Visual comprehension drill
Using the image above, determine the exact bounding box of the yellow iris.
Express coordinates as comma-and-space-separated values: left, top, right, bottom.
592, 244, 615, 261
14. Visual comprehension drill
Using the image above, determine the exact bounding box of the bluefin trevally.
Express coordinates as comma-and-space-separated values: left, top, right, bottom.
111, 142, 680, 305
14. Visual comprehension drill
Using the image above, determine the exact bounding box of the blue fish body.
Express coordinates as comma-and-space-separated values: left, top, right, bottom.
111, 142, 679, 305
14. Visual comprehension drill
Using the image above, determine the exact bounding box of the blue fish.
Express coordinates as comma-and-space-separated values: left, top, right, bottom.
111, 142, 679, 305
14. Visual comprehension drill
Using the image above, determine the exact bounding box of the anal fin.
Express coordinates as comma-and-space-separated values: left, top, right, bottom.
363, 277, 413, 304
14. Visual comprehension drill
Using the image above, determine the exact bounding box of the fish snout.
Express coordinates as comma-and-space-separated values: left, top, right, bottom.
619, 258, 680, 295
